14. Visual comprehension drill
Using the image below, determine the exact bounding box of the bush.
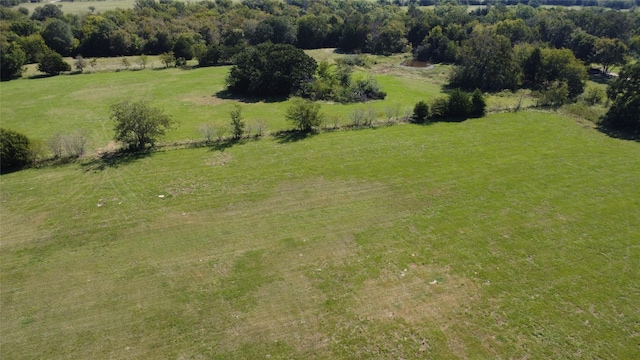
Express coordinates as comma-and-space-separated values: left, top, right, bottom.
111, 100, 176, 151
447, 89, 471, 119
286, 98, 323, 132
38, 51, 70, 75
411, 101, 430, 124
230, 105, 245, 140
430, 97, 450, 120
1, 128, 33, 173
582, 86, 605, 106
537, 81, 570, 107
470, 89, 487, 117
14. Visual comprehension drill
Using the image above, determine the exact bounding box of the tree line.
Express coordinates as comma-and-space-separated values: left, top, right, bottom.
1, 0, 639, 80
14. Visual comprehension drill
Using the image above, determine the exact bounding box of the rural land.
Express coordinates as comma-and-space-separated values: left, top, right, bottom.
1, 0, 639, 358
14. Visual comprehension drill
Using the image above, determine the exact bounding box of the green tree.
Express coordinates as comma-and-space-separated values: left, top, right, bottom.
470, 88, 486, 117
447, 88, 471, 119
226, 43, 317, 97
159, 51, 176, 68
110, 100, 177, 151
0, 42, 26, 81
411, 100, 430, 124
593, 37, 628, 75
37, 50, 70, 75
286, 98, 323, 132
41, 19, 74, 56
229, 104, 245, 140
449, 26, 521, 92
0, 128, 33, 173
602, 63, 640, 133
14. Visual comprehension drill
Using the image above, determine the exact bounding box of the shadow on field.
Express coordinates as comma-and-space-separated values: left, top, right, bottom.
80, 150, 152, 171
273, 129, 317, 144
597, 124, 640, 142
214, 90, 288, 104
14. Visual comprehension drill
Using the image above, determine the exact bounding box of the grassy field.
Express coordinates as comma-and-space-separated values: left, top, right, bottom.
1, 111, 639, 358
2, 53, 448, 154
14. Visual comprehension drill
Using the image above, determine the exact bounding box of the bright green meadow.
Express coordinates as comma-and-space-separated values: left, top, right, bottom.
1, 56, 639, 359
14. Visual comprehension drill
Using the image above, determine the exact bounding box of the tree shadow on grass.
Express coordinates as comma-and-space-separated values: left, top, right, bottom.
273, 129, 317, 144
597, 124, 640, 142
80, 150, 152, 172
214, 89, 289, 104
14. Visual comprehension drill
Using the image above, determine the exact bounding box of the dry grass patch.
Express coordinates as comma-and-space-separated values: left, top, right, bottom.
352, 264, 479, 324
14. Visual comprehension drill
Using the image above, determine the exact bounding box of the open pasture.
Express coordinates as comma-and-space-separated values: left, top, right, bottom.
1, 57, 445, 154
1, 112, 639, 358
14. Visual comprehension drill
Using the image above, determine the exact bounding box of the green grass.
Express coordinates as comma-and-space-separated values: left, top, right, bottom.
1, 57, 444, 154
15, 0, 139, 16
1, 112, 639, 358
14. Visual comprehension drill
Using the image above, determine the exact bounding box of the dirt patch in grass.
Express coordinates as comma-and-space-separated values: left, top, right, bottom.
352, 264, 479, 324
205, 152, 232, 166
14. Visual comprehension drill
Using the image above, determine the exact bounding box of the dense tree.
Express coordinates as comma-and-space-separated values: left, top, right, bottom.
226, 43, 317, 97
449, 27, 521, 91
602, 63, 640, 133
111, 100, 177, 151
470, 88, 486, 117
411, 101, 430, 124
196, 44, 221, 67
37, 50, 70, 75
286, 98, 323, 131
41, 19, 74, 56
0, 128, 33, 173
593, 37, 628, 74
30, 4, 63, 22
16, 34, 49, 64
0, 42, 26, 81
539, 47, 587, 98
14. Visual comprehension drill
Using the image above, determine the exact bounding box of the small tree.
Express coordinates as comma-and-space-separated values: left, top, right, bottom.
0, 128, 33, 173
430, 97, 449, 120
411, 101, 430, 124
74, 54, 87, 73
447, 89, 472, 119
229, 104, 245, 140
121, 57, 130, 70
286, 98, 323, 132
137, 54, 148, 69
470, 88, 487, 117
46, 133, 64, 158
38, 50, 70, 75
110, 100, 176, 151
160, 51, 176, 68
199, 124, 216, 143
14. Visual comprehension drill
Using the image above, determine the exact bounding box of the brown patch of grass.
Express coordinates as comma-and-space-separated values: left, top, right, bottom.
205, 152, 232, 166
221, 272, 330, 355
352, 264, 479, 324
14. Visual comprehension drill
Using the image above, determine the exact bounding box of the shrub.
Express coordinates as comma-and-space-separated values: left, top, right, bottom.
447, 88, 472, 119
1, 128, 33, 173
582, 86, 605, 106
470, 88, 487, 117
286, 98, 323, 132
537, 81, 570, 107
430, 97, 450, 120
38, 51, 70, 75
411, 101, 430, 124
230, 105, 245, 140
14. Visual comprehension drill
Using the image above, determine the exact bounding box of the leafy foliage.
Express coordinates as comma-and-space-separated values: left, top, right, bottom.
110, 100, 176, 151
226, 43, 317, 97
0, 42, 26, 81
37, 51, 70, 75
411, 101, 430, 124
230, 104, 245, 140
603, 63, 640, 133
449, 27, 521, 92
0, 128, 33, 173
286, 98, 323, 132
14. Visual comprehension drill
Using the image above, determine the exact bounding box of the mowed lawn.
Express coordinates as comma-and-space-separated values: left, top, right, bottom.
0, 64, 442, 152
1, 112, 639, 359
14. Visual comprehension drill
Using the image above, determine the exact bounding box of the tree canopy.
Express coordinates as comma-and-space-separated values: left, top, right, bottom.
110, 100, 177, 151
226, 43, 317, 97
602, 63, 640, 134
